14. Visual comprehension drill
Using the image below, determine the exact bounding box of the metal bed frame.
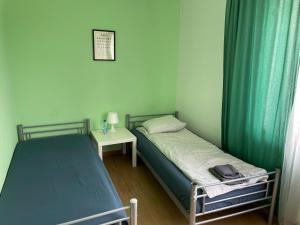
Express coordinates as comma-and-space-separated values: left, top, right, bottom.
17, 119, 91, 141
57, 198, 138, 225
126, 112, 280, 225
16, 119, 138, 225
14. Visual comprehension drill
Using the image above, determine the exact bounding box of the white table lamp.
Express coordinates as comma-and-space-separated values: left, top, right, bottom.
107, 112, 119, 132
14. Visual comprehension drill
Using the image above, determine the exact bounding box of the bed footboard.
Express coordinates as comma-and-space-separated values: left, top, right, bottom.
189, 169, 281, 225
57, 198, 138, 225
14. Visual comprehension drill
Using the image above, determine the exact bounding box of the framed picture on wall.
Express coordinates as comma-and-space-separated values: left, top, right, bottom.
92, 29, 115, 61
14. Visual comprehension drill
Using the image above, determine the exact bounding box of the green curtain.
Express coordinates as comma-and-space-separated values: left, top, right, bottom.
222, 0, 300, 171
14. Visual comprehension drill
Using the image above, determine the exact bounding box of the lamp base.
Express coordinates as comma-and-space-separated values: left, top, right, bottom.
110, 124, 116, 132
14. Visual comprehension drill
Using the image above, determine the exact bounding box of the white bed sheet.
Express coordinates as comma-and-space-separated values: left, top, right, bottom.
137, 127, 268, 198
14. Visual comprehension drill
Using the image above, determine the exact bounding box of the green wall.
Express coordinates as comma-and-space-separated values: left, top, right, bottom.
3, 0, 180, 129
176, 0, 226, 147
0, 0, 17, 192
0, 0, 226, 192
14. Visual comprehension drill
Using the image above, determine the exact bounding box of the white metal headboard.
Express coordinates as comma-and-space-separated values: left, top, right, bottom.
125, 111, 178, 130
17, 119, 90, 141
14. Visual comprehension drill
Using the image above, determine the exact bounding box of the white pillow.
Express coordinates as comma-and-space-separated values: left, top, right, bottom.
142, 115, 186, 134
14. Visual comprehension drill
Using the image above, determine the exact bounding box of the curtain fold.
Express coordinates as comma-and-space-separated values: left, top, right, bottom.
279, 64, 300, 225
222, 0, 300, 171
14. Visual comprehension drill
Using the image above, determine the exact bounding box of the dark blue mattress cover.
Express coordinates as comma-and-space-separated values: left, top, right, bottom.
0, 134, 126, 225
132, 129, 266, 213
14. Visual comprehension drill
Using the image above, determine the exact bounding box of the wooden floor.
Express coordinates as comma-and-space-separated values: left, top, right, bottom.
104, 154, 277, 225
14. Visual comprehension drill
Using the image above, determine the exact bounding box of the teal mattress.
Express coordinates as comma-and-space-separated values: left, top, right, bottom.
0, 134, 126, 225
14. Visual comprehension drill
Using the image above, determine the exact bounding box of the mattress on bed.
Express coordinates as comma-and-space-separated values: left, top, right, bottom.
132, 129, 267, 213
0, 134, 126, 225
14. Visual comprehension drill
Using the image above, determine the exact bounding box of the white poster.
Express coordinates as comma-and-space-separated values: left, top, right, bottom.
93, 30, 115, 61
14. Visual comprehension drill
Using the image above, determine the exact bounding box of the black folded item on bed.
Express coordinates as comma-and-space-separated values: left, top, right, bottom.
209, 164, 246, 185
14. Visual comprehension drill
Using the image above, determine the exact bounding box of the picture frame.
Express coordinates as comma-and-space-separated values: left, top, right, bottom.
92, 29, 115, 61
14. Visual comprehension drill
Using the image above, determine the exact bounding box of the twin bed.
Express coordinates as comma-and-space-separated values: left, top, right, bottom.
0, 120, 137, 225
126, 112, 280, 225
0, 113, 280, 225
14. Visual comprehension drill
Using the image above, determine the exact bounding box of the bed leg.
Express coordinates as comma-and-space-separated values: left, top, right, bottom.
268, 168, 281, 225
85, 118, 90, 134
17, 124, 24, 142
130, 198, 138, 225
190, 182, 197, 225
126, 114, 130, 129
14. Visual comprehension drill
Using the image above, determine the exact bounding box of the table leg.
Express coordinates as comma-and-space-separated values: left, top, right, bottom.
98, 144, 103, 160
122, 143, 127, 155
132, 140, 137, 167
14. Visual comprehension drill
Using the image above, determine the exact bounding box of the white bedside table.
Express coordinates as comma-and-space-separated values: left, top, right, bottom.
91, 128, 137, 167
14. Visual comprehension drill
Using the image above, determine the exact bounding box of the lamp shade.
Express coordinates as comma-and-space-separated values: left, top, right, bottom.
107, 112, 119, 124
